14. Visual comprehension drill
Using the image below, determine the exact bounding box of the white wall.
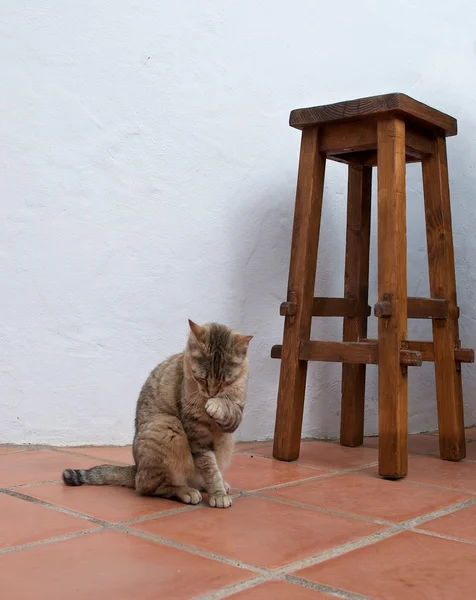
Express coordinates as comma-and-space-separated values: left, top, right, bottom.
2, 0, 476, 445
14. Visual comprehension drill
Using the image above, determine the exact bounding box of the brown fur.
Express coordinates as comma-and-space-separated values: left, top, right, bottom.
63, 321, 252, 508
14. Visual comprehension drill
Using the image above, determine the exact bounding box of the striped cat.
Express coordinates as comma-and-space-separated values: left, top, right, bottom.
62, 320, 252, 508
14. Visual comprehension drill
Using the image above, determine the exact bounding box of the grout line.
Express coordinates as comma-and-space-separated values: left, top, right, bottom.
3, 444, 476, 583
284, 574, 374, 600
3, 475, 475, 561
117, 463, 383, 528
246, 460, 332, 474
0, 527, 106, 556
251, 489, 476, 530
251, 493, 392, 526
118, 524, 268, 575
3, 461, 475, 556
413, 527, 476, 547
9, 479, 63, 489
120, 503, 202, 525
356, 469, 476, 496
276, 527, 401, 575
273, 495, 476, 575
401, 496, 476, 528
114, 463, 383, 528
1, 488, 109, 525
233, 449, 335, 474
230, 462, 380, 495
2, 484, 475, 580
237, 472, 339, 492
198, 573, 374, 600
195, 576, 268, 600
45, 445, 131, 465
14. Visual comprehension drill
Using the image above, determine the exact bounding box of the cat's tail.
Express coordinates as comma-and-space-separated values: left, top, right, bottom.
62, 464, 137, 488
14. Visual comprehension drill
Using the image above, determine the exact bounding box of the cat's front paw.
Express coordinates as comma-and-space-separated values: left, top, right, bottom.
209, 492, 232, 509
176, 487, 202, 505
205, 398, 226, 423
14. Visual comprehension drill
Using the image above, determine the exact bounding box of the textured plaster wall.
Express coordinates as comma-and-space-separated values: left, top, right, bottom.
2, 1, 476, 444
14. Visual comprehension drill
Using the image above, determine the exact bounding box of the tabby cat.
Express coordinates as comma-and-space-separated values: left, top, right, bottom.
62, 320, 252, 508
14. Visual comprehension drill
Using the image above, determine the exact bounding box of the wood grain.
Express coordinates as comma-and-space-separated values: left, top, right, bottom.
273, 127, 326, 462
312, 296, 366, 317
407, 297, 448, 319
359, 340, 473, 364
290, 93, 457, 137
340, 165, 372, 447
272, 342, 428, 367
376, 117, 408, 479
422, 137, 466, 460
319, 121, 377, 155
329, 150, 422, 167
319, 120, 434, 159
300, 341, 377, 364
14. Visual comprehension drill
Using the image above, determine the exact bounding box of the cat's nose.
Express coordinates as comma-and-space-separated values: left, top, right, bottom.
209, 383, 219, 397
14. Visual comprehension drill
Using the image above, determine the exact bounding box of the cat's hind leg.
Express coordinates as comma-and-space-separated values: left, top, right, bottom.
134, 416, 199, 505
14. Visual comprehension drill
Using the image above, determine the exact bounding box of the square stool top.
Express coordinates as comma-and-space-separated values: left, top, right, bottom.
290, 93, 457, 137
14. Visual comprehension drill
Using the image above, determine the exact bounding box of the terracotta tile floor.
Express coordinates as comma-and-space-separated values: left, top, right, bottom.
2, 431, 476, 599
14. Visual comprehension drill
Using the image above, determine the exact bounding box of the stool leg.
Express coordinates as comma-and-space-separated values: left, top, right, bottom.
422, 137, 466, 461
340, 165, 372, 447
273, 127, 326, 461
377, 117, 408, 478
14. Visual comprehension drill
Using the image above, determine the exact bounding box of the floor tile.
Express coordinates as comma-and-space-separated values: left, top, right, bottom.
235, 442, 273, 452
133, 496, 383, 569
0, 446, 29, 455
226, 454, 328, 492
0, 493, 96, 550
58, 446, 133, 464
419, 503, 476, 542
21, 482, 180, 523
0, 529, 252, 599
0, 450, 100, 487
364, 435, 440, 456
364, 455, 476, 493
255, 441, 378, 470
229, 581, 331, 599
266, 473, 470, 523
298, 531, 476, 599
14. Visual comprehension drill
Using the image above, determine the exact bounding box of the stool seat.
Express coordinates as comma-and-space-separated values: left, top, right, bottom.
272, 93, 473, 479
290, 93, 457, 136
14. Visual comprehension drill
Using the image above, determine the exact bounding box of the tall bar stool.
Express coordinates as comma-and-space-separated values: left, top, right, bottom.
271, 93, 474, 479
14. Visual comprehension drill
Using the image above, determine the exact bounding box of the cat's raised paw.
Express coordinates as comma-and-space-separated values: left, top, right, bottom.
209, 493, 232, 508
205, 398, 225, 421
176, 487, 202, 505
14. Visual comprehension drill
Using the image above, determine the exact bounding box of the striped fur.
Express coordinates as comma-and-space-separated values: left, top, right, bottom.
63, 321, 252, 508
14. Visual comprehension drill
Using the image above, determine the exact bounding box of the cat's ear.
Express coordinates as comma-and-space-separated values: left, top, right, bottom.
188, 319, 205, 343
234, 334, 253, 350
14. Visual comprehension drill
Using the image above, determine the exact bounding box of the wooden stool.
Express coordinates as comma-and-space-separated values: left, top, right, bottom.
271, 93, 474, 479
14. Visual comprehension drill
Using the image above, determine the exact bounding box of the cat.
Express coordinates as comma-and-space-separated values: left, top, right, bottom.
62, 320, 252, 509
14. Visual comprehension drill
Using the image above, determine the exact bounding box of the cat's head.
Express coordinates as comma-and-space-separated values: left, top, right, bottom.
186, 320, 253, 398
